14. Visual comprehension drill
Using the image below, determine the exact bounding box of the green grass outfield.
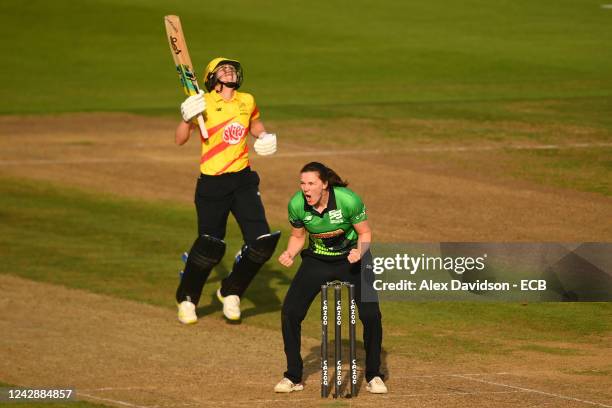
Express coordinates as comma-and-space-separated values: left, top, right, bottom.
1, 0, 610, 195
0, 0, 611, 122
2, 177, 610, 362
1, 2, 610, 406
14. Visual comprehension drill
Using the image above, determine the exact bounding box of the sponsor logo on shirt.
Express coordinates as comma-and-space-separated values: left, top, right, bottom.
223, 122, 247, 145
329, 209, 343, 224
239, 102, 250, 116
311, 228, 344, 239
354, 207, 366, 221
304, 214, 313, 222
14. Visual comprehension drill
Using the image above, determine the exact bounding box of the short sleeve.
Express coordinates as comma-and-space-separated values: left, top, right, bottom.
348, 194, 367, 224
288, 194, 305, 228
250, 96, 260, 121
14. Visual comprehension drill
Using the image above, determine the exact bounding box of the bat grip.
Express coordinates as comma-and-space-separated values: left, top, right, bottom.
196, 114, 208, 139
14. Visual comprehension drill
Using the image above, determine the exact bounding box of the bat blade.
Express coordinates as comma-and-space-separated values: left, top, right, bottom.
164, 15, 208, 139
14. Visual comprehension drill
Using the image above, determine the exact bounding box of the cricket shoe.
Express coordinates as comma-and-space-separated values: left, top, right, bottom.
177, 301, 197, 324
273, 378, 304, 393
366, 376, 388, 394
216, 288, 241, 321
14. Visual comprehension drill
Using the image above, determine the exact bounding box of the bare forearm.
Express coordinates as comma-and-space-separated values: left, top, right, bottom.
175, 121, 193, 145
250, 119, 266, 138
357, 231, 371, 254
353, 220, 372, 255
285, 234, 306, 258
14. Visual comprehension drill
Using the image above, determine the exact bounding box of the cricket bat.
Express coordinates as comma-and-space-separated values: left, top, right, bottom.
164, 15, 208, 139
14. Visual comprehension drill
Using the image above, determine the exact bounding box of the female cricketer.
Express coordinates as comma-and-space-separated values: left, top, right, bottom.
274, 162, 387, 394
175, 57, 280, 324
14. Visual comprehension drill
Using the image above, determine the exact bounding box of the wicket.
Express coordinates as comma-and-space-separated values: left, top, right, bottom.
321, 281, 357, 398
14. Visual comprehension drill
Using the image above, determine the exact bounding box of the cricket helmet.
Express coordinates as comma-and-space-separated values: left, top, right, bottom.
204, 57, 243, 91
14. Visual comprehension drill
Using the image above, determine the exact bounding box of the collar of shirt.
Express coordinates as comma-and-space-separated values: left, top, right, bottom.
212, 90, 236, 103
303, 187, 337, 216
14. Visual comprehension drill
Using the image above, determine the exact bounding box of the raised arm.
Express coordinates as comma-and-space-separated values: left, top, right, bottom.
175, 121, 195, 145
176, 91, 205, 145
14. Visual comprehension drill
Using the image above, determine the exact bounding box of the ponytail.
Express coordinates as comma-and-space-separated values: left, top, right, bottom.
300, 162, 348, 188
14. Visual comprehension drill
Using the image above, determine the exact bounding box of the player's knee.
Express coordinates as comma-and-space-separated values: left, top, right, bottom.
358, 304, 382, 323
281, 302, 307, 323
188, 234, 226, 270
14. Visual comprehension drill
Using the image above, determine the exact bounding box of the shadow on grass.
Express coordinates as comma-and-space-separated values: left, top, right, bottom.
195, 262, 292, 321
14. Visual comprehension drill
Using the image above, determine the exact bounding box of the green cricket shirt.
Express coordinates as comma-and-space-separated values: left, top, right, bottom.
288, 187, 367, 259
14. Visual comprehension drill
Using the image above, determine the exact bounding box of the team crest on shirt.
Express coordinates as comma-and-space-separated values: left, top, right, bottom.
223, 122, 247, 145
328, 209, 343, 224
239, 102, 249, 115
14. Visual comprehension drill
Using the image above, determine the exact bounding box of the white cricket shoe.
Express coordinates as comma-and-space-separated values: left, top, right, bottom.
177, 301, 197, 324
216, 288, 241, 320
274, 378, 304, 393
366, 376, 388, 394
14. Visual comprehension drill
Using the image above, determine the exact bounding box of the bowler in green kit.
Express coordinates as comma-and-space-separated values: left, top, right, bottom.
273, 162, 387, 395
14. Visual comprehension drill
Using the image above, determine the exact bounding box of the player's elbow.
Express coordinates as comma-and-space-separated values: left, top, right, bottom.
175, 130, 190, 145
359, 228, 372, 240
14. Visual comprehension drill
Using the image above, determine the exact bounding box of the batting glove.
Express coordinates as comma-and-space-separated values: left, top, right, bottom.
180, 90, 206, 122
254, 133, 277, 156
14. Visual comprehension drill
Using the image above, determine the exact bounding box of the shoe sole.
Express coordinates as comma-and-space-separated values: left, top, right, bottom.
178, 318, 197, 325
274, 386, 304, 393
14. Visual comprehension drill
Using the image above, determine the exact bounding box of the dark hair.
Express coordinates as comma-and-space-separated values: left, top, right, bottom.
300, 162, 348, 188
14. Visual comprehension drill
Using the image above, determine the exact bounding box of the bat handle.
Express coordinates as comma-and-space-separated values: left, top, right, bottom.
196, 114, 208, 139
